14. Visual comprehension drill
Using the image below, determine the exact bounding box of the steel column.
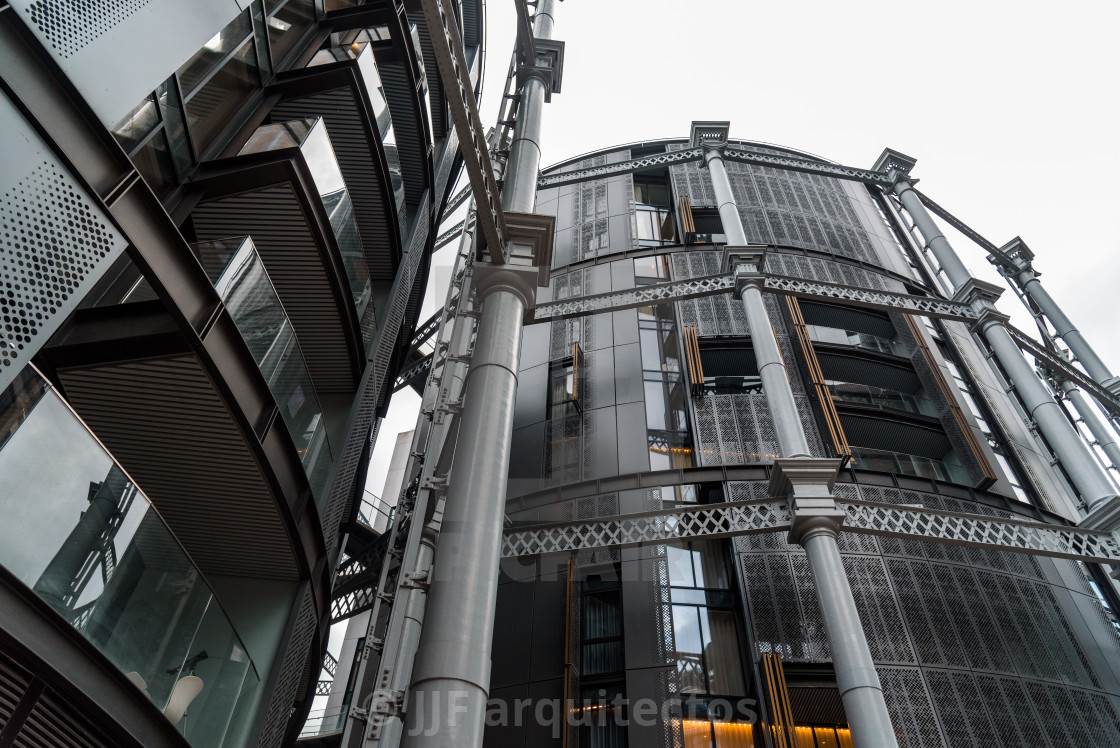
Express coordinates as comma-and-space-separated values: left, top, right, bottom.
705, 139, 897, 748
1018, 269, 1115, 386
797, 525, 901, 747
979, 318, 1117, 510
401, 288, 526, 747
1061, 381, 1120, 475
400, 3, 557, 746
892, 180, 973, 289
891, 174, 1118, 516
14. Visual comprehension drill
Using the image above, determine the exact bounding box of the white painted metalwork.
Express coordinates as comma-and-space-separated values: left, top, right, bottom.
722, 146, 894, 186
761, 275, 977, 321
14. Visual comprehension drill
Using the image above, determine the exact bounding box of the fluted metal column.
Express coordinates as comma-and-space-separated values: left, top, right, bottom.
890, 174, 1118, 517
400, 3, 557, 746
703, 136, 898, 748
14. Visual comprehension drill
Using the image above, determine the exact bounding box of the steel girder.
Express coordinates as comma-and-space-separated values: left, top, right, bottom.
409, 311, 442, 349
536, 147, 705, 188
418, 0, 508, 262
1006, 324, 1120, 418
535, 145, 898, 191
721, 147, 894, 187
760, 275, 977, 321
501, 498, 1120, 565
433, 219, 465, 252
392, 351, 435, 392
530, 272, 977, 324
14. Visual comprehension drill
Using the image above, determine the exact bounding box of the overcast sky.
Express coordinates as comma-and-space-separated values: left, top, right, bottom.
364, 0, 1120, 498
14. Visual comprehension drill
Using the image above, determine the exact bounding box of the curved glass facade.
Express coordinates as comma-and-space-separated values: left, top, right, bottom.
0, 368, 260, 746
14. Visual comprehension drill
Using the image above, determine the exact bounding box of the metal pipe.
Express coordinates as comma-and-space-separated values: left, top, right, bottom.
800, 524, 900, 748
1061, 381, 1120, 476
892, 180, 972, 289
402, 288, 526, 747
1018, 269, 1114, 385
980, 319, 1117, 510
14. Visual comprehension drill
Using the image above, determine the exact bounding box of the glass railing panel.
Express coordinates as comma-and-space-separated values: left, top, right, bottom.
805, 325, 913, 358
358, 490, 394, 534
0, 366, 260, 745
300, 705, 349, 737
193, 237, 334, 503
826, 381, 939, 418
239, 119, 378, 355
353, 43, 408, 238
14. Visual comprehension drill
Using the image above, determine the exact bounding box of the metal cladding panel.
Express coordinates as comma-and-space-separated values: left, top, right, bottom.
10, 0, 243, 128
191, 184, 359, 394
271, 90, 398, 280
0, 92, 127, 394
733, 478, 1120, 746
57, 355, 299, 580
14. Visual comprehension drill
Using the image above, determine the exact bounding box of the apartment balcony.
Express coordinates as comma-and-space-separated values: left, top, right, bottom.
191, 117, 377, 395
0, 369, 260, 747
848, 446, 969, 485
270, 38, 408, 278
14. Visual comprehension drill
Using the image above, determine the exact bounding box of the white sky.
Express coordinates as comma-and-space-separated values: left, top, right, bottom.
365, 0, 1120, 499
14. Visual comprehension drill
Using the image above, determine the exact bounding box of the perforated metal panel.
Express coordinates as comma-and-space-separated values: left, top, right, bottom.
259, 585, 318, 748
0, 93, 127, 393
877, 667, 945, 748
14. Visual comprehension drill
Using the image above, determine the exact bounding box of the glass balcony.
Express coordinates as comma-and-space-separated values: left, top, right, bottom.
308, 40, 408, 240
194, 237, 333, 504
0, 367, 259, 746
239, 118, 378, 353
826, 381, 939, 418
849, 446, 969, 485
300, 705, 349, 737
805, 324, 913, 358
358, 490, 394, 534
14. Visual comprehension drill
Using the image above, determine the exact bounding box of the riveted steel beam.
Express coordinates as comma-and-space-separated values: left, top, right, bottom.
419, 0, 508, 262
1006, 324, 1120, 418
530, 272, 977, 324
721, 147, 893, 187
537, 147, 705, 189
501, 498, 1120, 565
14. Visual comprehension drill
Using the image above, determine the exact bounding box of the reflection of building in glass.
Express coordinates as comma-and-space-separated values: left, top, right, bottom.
0, 0, 480, 744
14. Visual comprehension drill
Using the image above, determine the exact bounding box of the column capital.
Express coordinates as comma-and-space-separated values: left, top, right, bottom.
722, 246, 767, 293
690, 121, 731, 149
996, 236, 1035, 274
769, 457, 848, 544
1079, 496, 1120, 532
951, 277, 1009, 331
473, 211, 554, 317
516, 39, 565, 101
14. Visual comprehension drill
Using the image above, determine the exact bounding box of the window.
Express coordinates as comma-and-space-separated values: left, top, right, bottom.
667, 541, 751, 744
549, 349, 581, 419
579, 574, 627, 748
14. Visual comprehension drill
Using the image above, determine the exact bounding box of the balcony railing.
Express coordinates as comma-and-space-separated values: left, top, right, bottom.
239, 117, 378, 353
826, 381, 939, 418
358, 490, 394, 534
0, 367, 259, 746
299, 705, 349, 738
805, 324, 913, 358
849, 446, 969, 485
195, 237, 334, 504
